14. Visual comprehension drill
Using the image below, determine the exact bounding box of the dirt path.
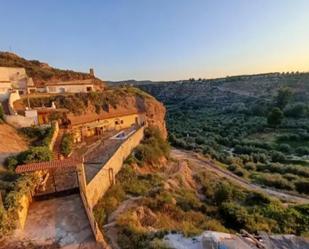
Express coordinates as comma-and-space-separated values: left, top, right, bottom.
171, 148, 309, 204
103, 197, 142, 249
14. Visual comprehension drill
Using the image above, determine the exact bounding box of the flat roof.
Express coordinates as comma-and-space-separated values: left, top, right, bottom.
46, 79, 93, 86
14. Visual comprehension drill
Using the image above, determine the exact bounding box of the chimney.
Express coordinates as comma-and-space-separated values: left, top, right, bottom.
89, 68, 94, 77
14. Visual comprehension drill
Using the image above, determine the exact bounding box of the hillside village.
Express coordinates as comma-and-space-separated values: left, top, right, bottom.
0, 54, 167, 248
0, 54, 308, 249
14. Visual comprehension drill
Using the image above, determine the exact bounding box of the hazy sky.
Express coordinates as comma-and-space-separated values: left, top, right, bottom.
1, 0, 309, 81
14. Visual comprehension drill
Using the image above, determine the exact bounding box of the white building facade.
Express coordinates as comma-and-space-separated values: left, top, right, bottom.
0, 67, 34, 101
45, 79, 94, 93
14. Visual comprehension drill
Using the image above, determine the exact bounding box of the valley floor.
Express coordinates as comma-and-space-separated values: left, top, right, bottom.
171, 148, 309, 204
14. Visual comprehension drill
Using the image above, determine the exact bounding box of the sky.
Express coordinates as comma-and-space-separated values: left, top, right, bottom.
0, 0, 309, 81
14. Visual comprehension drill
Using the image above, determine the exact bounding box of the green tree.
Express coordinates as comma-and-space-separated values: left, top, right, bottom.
276, 88, 292, 109
267, 108, 284, 127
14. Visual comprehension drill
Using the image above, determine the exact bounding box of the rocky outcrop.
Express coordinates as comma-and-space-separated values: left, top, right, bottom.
77, 91, 168, 139
137, 95, 167, 139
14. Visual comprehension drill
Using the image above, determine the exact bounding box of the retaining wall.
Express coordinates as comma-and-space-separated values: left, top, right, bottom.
4, 114, 36, 128
49, 121, 59, 151
16, 194, 32, 229
77, 126, 145, 248
86, 126, 145, 209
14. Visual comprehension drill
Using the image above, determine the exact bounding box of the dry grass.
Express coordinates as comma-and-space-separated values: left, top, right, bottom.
0, 123, 28, 168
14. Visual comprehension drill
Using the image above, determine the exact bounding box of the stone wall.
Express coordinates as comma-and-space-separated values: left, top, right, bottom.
48, 121, 59, 151
16, 194, 32, 229
8, 90, 20, 115
85, 126, 145, 209
76, 126, 145, 248
4, 114, 36, 128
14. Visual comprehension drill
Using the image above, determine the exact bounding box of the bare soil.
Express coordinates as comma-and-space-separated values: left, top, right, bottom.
0, 123, 28, 168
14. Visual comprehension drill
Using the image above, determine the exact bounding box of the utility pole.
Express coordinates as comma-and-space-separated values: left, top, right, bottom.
26, 78, 31, 109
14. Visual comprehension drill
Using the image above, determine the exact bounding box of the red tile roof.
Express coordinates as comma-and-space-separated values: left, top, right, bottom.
15, 157, 82, 173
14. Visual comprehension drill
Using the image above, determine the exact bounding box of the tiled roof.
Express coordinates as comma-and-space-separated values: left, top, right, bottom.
15, 157, 82, 173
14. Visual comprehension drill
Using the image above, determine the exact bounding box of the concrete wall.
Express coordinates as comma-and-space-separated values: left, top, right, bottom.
77, 163, 111, 249
86, 126, 145, 209
8, 90, 20, 115
0, 82, 12, 101
5, 114, 36, 128
76, 126, 145, 247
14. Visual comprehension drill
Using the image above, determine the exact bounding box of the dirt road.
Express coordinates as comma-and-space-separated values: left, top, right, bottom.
171, 149, 309, 204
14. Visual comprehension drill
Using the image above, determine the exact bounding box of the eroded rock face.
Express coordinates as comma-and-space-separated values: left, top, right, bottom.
141, 96, 167, 139
98, 94, 167, 139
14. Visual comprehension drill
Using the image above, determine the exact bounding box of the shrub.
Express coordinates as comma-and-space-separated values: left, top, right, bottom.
244, 162, 256, 171
271, 151, 286, 163
1, 173, 40, 235
61, 133, 74, 156
94, 183, 125, 228
176, 189, 202, 211
134, 127, 170, 165
219, 202, 249, 230
5, 157, 19, 171
284, 103, 308, 118
245, 192, 271, 206
295, 147, 309, 156
252, 173, 294, 191
267, 108, 284, 127
278, 143, 291, 153
18, 146, 53, 164
295, 180, 309, 195
214, 182, 234, 205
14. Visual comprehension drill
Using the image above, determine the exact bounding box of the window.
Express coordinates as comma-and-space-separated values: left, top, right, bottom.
120, 120, 124, 124
48, 86, 56, 92
86, 86, 92, 92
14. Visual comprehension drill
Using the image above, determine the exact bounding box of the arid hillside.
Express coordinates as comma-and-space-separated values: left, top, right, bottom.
0, 52, 105, 87
0, 123, 28, 167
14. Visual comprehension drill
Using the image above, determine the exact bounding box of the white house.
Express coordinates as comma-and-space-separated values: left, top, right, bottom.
0, 73, 12, 101
0, 67, 34, 100
45, 79, 94, 93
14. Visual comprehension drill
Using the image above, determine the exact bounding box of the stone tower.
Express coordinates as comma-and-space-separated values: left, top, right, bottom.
89, 68, 94, 77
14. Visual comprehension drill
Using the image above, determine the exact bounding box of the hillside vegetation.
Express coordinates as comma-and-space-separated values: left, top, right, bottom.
94, 127, 309, 249
136, 73, 309, 195
0, 52, 104, 86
